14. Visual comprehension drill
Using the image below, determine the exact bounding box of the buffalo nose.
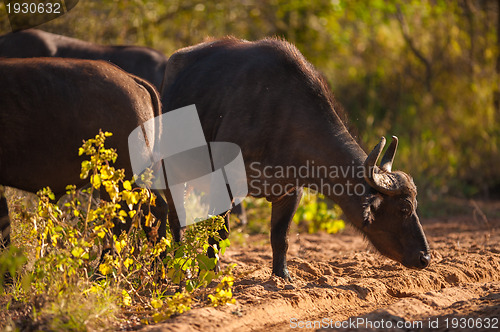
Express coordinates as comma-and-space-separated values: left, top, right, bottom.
419, 252, 431, 268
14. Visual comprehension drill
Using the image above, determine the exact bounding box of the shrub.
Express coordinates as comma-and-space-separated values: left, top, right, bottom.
293, 192, 345, 234
1, 131, 235, 330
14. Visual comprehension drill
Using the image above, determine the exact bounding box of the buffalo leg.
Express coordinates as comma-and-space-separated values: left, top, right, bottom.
162, 184, 231, 271
93, 188, 169, 279
0, 190, 10, 249
270, 187, 303, 281
0, 188, 13, 285
161, 187, 186, 243
147, 195, 168, 242
95, 186, 169, 243
140, 193, 168, 244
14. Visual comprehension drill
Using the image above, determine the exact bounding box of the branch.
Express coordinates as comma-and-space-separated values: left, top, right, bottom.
396, 5, 433, 91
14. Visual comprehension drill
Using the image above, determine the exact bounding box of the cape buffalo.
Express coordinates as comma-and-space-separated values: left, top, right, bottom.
0, 29, 168, 92
0, 29, 249, 227
161, 37, 431, 280
0, 58, 166, 249
0, 30, 176, 236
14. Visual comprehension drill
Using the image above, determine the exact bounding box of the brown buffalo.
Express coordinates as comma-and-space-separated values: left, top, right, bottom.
0, 57, 166, 249
0, 29, 168, 92
161, 37, 431, 280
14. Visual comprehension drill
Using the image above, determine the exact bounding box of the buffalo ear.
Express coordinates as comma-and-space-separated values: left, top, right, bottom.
362, 194, 383, 228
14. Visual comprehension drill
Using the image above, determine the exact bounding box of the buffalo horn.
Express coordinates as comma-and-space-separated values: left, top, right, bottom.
364, 137, 403, 195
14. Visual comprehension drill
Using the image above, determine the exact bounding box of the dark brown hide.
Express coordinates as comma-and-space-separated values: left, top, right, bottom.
0, 58, 164, 247
161, 37, 430, 280
0, 29, 168, 92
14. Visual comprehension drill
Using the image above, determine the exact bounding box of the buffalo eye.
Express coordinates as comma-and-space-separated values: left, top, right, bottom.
400, 201, 413, 216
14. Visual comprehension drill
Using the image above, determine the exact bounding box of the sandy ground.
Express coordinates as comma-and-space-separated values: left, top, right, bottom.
143, 204, 500, 331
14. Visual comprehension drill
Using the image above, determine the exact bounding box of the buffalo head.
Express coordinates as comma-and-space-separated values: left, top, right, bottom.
362, 136, 431, 269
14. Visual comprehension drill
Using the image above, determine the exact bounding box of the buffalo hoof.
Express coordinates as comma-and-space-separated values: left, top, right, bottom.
273, 268, 293, 282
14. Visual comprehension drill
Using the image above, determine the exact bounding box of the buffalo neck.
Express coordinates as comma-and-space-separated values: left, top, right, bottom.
292, 116, 370, 230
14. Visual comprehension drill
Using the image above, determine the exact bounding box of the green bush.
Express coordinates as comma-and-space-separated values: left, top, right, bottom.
293, 192, 345, 234
1, 131, 235, 330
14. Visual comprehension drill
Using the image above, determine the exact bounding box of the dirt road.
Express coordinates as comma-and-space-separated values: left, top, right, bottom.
145, 205, 500, 331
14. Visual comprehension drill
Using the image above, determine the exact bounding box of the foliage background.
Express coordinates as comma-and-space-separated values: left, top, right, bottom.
1, 0, 499, 201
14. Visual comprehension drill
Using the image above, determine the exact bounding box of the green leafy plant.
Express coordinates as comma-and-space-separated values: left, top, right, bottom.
0, 246, 30, 292
1, 131, 236, 330
293, 192, 345, 234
